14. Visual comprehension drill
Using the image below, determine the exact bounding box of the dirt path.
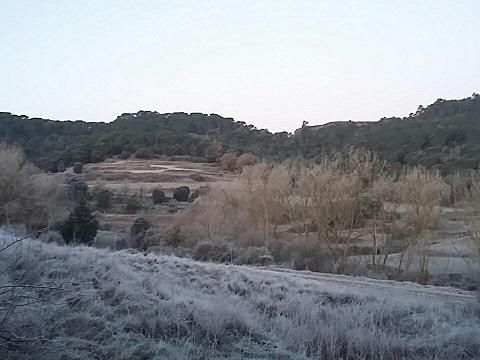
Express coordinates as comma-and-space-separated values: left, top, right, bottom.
252, 266, 476, 304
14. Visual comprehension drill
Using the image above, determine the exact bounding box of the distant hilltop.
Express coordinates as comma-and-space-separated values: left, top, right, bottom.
1, 93, 480, 172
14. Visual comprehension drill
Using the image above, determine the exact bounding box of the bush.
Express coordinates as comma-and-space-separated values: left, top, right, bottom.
164, 225, 183, 246
73, 162, 84, 174
219, 152, 238, 172
193, 241, 232, 262
119, 150, 131, 159
96, 188, 113, 210
0, 144, 69, 229
236, 153, 257, 171
152, 188, 166, 204
130, 217, 151, 250
60, 202, 99, 245
167, 203, 178, 213
189, 189, 201, 202
289, 238, 335, 272
203, 142, 225, 162
125, 194, 142, 213
234, 246, 272, 265
173, 186, 190, 202
131, 217, 151, 236
57, 160, 66, 173
66, 176, 89, 204
42, 231, 64, 245
135, 148, 154, 159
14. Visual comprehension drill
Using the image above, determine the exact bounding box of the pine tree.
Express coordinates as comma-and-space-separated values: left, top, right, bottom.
61, 201, 99, 245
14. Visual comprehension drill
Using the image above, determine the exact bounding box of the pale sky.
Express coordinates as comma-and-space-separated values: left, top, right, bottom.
1, 0, 479, 132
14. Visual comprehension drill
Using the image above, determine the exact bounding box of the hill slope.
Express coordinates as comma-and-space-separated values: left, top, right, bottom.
1, 94, 480, 171
1, 232, 479, 359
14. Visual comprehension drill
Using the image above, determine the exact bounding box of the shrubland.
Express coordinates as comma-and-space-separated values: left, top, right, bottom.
170, 149, 479, 281
2, 143, 480, 358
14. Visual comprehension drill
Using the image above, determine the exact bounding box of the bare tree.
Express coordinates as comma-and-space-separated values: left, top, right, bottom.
239, 163, 291, 248
0, 144, 72, 356
0, 143, 70, 230
394, 167, 448, 275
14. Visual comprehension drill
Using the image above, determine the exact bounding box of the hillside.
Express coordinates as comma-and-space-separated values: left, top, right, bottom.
1, 94, 480, 171
1, 232, 479, 359
299, 94, 480, 171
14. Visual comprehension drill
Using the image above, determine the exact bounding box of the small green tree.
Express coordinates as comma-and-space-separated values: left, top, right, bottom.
126, 194, 142, 213
57, 160, 65, 173
135, 148, 153, 159
119, 150, 131, 159
174, 186, 190, 202
66, 177, 89, 204
130, 217, 151, 250
152, 188, 166, 204
131, 217, 151, 236
73, 162, 84, 174
96, 189, 113, 210
60, 202, 99, 245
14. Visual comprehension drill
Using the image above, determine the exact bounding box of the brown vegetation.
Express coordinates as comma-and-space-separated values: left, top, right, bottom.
219, 152, 258, 173
174, 150, 461, 276
0, 143, 69, 230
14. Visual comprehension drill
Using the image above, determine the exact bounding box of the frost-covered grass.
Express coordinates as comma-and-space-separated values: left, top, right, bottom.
1, 236, 480, 359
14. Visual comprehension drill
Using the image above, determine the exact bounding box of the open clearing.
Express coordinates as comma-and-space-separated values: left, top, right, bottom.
82, 158, 235, 195
76, 158, 237, 233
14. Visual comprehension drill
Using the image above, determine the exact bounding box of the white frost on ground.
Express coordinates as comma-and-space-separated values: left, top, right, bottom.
379, 236, 480, 275
1, 233, 480, 359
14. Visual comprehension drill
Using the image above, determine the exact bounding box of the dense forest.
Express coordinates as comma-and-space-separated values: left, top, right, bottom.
1, 94, 479, 172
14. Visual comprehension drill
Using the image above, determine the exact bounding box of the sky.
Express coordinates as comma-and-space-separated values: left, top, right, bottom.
1, 0, 479, 132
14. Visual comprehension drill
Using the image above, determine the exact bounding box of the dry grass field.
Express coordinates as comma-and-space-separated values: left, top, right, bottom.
1, 231, 479, 360
82, 158, 235, 195
74, 157, 236, 232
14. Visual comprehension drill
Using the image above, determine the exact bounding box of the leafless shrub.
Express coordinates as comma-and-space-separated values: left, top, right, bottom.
204, 142, 225, 162
193, 241, 232, 262
463, 176, 480, 292
219, 152, 258, 173
236, 153, 257, 171
239, 163, 291, 248
176, 150, 451, 278
294, 161, 365, 272
0, 145, 74, 357
219, 152, 238, 172
233, 246, 272, 265
0, 143, 69, 229
178, 187, 245, 241
393, 167, 448, 275
444, 172, 470, 206
164, 225, 184, 247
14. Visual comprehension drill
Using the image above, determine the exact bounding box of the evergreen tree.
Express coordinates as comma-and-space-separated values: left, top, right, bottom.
61, 201, 99, 245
